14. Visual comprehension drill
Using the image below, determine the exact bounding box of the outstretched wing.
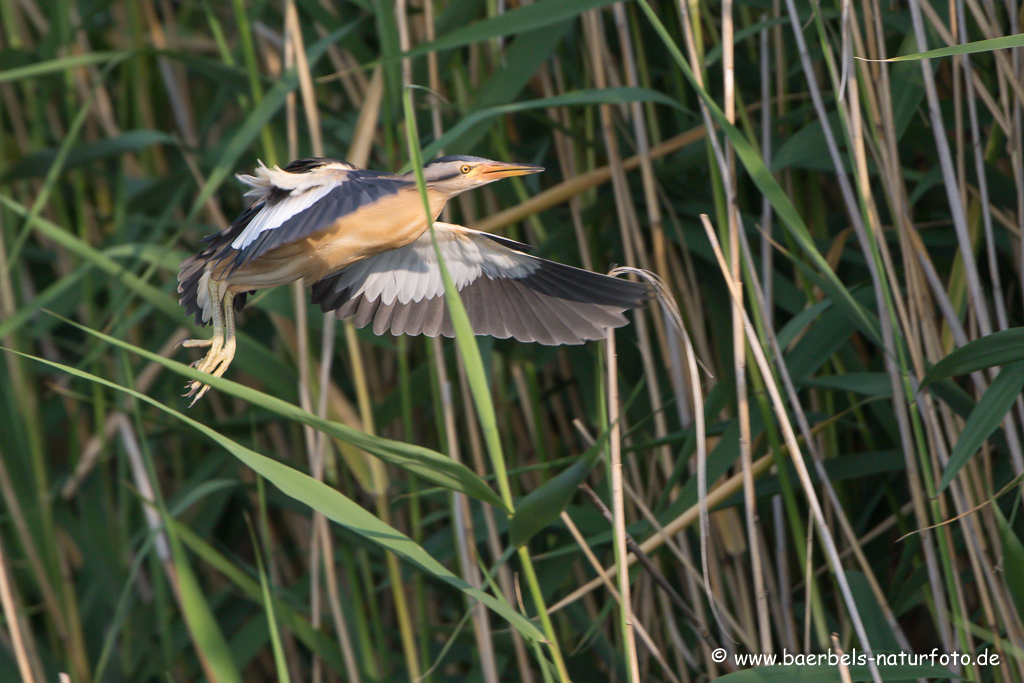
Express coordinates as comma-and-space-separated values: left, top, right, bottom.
309, 222, 652, 345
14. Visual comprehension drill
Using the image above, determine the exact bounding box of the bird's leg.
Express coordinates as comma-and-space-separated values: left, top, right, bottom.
183, 278, 224, 402
181, 277, 224, 355
185, 290, 238, 405
205, 291, 237, 379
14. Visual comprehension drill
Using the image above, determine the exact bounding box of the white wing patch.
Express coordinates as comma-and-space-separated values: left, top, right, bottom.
230, 182, 337, 252
229, 160, 354, 252
328, 223, 539, 306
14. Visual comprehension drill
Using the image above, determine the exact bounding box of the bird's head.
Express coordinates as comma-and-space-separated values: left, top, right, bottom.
419, 155, 544, 197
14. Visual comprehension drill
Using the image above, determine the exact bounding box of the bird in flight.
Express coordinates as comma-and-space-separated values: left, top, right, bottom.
178, 155, 651, 404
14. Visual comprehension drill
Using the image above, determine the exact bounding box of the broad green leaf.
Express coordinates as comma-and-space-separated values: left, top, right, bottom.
886, 33, 1024, 62
403, 0, 617, 59
419, 88, 688, 164
921, 327, 1024, 387
789, 264, 882, 349
939, 360, 1024, 492
0, 51, 128, 83
800, 372, 893, 397
1, 129, 176, 181
845, 571, 901, 653
772, 111, 850, 173
776, 298, 834, 349
784, 303, 857, 380
57, 318, 506, 510
7, 348, 544, 643
510, 439, 604, 549
993, 505, 1024, 623
888, 34, 929, 139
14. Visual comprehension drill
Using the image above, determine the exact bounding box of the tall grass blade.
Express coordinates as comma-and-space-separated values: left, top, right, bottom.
885, 34, 1024, 62
6, 347, 546, 642
921, 328, 1024, 387
56, 317, 506, 508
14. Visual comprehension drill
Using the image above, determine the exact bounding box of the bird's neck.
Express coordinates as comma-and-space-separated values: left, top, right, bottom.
428, 191, 450, 220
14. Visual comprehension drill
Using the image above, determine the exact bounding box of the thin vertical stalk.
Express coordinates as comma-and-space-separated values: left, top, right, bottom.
435, 340, 500, 683
721, 0, 769, 655
605, 329, 641, 683
758, 20, 773, 325
402, 87, 570, 682
907, 0, 993, 338
231, 0, 277, 166
0, 460, 41, 683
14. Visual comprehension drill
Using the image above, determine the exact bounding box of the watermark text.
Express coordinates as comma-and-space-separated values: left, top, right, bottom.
711, 647, 999, 668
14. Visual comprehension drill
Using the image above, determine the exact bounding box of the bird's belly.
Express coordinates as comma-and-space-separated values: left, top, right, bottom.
217, 241, 316, 292
305, 198, 437, 274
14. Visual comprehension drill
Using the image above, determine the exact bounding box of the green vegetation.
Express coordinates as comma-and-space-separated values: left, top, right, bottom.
1, 0, 1023, 681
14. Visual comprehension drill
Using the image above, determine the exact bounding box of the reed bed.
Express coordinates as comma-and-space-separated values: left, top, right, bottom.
1, 0, 1022, 681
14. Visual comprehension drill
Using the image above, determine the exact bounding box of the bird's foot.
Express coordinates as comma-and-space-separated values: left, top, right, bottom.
181, 277, 236, 406
182, 342, 223, 406
183, 340, 237, 407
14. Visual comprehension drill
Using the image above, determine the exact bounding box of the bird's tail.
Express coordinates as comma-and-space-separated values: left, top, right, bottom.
178, 255, 213, 326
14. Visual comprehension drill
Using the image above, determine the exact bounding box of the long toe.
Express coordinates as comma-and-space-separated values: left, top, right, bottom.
188, 384, 212, 407
180, 338, 213, 349
208, 352, 234, 379
192, 347, 222, 374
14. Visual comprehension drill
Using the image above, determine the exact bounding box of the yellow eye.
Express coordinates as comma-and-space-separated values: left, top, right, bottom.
460, 164, 471, 174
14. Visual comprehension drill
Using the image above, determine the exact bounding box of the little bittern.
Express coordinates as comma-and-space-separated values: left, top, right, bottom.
179, 155, 651, 403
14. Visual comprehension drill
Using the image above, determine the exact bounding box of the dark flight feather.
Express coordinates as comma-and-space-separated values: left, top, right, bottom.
310, 233, 652, 345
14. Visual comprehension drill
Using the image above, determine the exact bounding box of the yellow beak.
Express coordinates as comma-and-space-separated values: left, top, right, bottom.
476, 161, 545, 179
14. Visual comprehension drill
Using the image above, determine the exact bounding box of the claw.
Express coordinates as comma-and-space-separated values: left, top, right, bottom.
186, 380, 211, 407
